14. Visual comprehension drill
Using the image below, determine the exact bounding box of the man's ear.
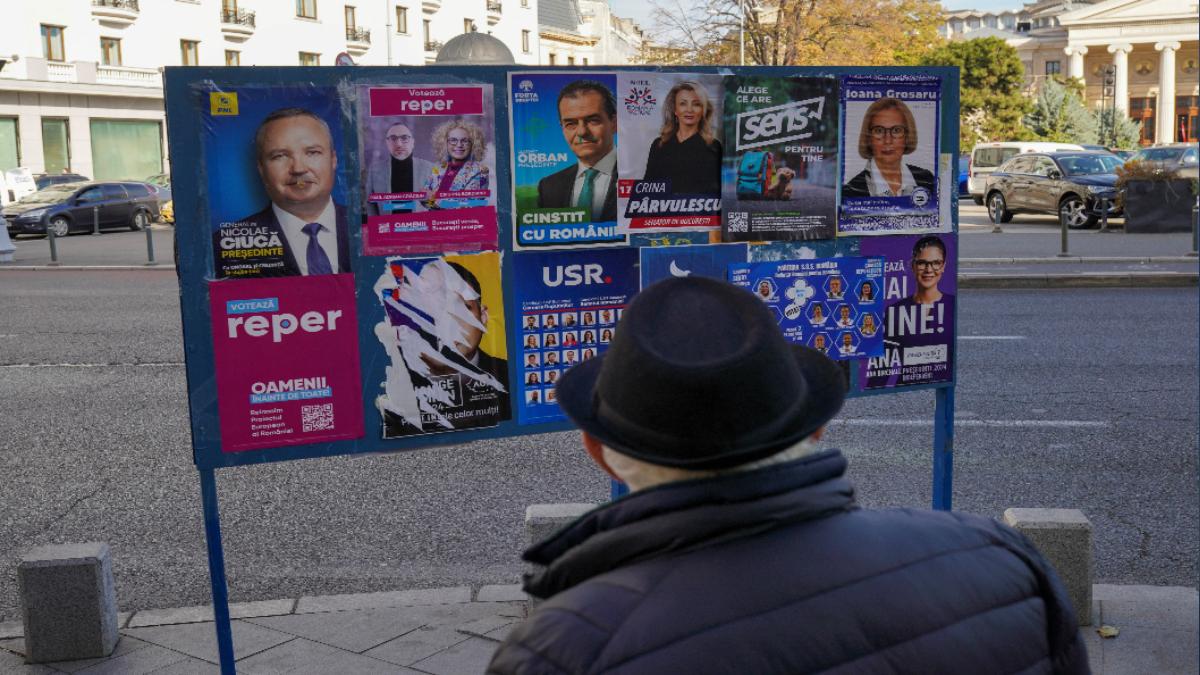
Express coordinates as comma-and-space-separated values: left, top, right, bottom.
582, 432, 620, 481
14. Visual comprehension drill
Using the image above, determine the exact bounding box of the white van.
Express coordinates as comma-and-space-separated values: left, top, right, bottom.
0, 168, 36, 206
967, 142, 1085, 204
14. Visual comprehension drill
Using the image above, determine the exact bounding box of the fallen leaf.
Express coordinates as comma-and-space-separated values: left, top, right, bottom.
1097, 625, 1120, 638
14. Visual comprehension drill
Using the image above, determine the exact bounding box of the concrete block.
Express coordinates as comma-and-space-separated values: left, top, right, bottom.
476, 585, 527, 603
1003, 508, 1093, 626
295, 586, 472, 614
524, 504, 596, 549
18, 542, 119, 663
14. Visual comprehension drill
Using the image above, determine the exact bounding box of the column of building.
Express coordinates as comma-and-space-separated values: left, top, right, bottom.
1156, 41, 1180, 143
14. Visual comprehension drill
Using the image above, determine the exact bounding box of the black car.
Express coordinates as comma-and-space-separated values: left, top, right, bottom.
3, 181, 160, 237
984, 151, 1124, 229
33, 173, 90, 190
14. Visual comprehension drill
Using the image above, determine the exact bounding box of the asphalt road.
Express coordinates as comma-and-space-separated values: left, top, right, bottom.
0, 271, 1196, 621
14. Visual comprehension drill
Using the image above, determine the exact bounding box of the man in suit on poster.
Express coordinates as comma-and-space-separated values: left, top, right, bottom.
537, 80, 618, 223
367, 121, 435, 215
217, 107, 350, 278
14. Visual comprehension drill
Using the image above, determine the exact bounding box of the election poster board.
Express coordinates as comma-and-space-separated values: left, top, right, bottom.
357, 84, 499, 254
205, 85, 352, 279
509, 72, 626, 248
512, 247, 639, 424
838, 76, 942, 234
729, 257, 884, 360
721, 76, 840, 242
616, 73, 724, 233
165, 64, 959, 471
857, 234, 956, 389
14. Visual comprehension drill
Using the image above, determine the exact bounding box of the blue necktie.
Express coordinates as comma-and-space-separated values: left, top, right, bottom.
302, 222, 333, 275
576, 168, 598, 221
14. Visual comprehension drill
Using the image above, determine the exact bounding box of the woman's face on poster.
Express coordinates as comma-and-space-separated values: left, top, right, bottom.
447, 127, 472, 161
913, 245, 945, 292
868, 106, 909, 164
674, 88, 703, 131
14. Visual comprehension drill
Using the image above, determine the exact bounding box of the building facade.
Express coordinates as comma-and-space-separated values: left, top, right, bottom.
941, 0, 1198, 144
537, 0, 644, 67
0, 0, 540, 179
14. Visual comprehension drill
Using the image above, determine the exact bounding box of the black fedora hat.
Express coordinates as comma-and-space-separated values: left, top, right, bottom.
556, 276, 846, 470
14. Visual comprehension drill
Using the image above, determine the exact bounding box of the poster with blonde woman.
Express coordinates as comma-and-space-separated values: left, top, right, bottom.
358, 85, 498, 254
617, 73, 724, 233
839, 76, 943, 234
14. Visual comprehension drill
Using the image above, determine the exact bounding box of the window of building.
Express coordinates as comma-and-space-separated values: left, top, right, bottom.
423, 19, 431, 45
0, 118, 20, 171
567, 56, 575, 65
521, 29, 530, 53
225, 50, 240, 66
344, 5, 356, 31
1129, 97, 1156, 145
464, 18, 476, 32
41, 118, 70, 174
299, 52, 320, 66
548, 53, 556, 65
396, 6, 408, 33
90, 119, 163, 180
583, 57, 588, 66
1177, 95, 1198, 143
521, 0, 528, 6
296, 0, 317, 19
1044, 60, 1061, 76
100, 38, 122, 66
181, 40, 199, 66
41, 25, 66, 62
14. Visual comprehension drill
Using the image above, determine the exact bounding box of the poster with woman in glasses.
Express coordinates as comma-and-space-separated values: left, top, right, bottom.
857, 234, 955, 389
839, 76, 941, 234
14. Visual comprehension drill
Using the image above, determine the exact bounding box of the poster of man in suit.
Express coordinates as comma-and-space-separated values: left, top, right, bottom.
205, 86, 351, 279
509, 72, 625, 248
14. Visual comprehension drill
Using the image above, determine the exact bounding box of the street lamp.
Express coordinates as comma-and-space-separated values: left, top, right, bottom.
738, 0, 745, 66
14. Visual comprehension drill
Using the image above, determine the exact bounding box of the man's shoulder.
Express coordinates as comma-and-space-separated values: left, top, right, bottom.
539, 163, 577, 187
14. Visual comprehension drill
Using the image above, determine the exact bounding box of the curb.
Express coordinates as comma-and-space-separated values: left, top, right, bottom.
960, 273, 1198, 289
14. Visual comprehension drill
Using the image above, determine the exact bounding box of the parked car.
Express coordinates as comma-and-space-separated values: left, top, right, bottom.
144, 172, 172, 203
957, 156, 970, 198
984, 151, 1124, 229
1108, 149, 1135, 161
1126, 144, 1199, 179
3, 181, 160, 237
33, 172, 90, 190
967, 141, 1086, 205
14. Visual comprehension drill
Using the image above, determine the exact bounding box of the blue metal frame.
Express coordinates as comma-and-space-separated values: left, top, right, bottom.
164, 65, 960, 672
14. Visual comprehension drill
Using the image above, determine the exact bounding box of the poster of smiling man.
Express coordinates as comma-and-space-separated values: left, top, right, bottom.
721, 76, 839, 242
359, 85, 498, 255
510, 72, 625, 248
617, 73, 724, 232
205, 86, 350, 279
374, 252, 510, 438
839, 76, 942, 234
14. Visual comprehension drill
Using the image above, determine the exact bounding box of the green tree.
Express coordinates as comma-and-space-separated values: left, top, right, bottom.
919, 37, 1031, 150
1093, 108, 1143, 149
1025, 77, 1099, 144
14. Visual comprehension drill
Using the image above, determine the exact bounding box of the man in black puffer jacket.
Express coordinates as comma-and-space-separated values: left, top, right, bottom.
488, 276, 1088, 675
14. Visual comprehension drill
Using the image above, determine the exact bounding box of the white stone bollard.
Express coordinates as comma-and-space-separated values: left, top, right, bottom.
1003, 508, 1093, 626
18, 542, 119, 663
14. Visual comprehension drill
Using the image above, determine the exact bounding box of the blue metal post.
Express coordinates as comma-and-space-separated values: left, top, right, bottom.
932, 386, 955, 511
610, 479, 629, 500
198, 468, 237, 674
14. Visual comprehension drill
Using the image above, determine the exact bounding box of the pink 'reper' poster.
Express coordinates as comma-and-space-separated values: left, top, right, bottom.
209, 274, 364, 453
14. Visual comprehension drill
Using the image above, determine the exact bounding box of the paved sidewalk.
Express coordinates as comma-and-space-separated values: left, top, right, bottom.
0, 583, 1195, 674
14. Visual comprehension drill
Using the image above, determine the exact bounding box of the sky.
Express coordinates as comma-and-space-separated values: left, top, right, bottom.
607, 0, 1028, 37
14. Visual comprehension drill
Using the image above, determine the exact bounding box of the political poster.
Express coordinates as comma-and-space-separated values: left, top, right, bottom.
204, 86, 351, 279
838, 76, 942, 234
209, 274, 364, 452
617, 73, 724, 232
509, 72, 625, 248
729, 256, 884, 360
857, 234, 956, 389
358, 84, 498, 255
373, 252, 510, 438
721, 76, 840, 242
512, 247, 639, 424
640, 243, 749, 287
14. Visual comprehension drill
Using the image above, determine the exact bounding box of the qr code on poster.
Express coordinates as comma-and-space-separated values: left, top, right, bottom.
302, 403, 334, 432
727, 212, 748, 233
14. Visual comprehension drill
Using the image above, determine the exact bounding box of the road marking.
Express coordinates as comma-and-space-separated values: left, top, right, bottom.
0, 362, 184, 369
959, 335, 1026, 340
833, 419, 1109, 429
